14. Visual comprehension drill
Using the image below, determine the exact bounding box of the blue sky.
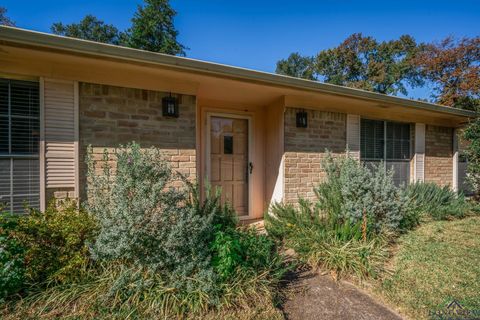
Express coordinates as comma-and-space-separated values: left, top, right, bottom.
3, 0, 480, 99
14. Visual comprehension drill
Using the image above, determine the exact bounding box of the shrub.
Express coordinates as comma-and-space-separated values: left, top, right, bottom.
85, 142, 285, 305
211, 227, 282, 281
0, 214, 25, 301
463, 116, 480, 197
86, 143, 229, 292
404, 181, 472, 220
316, 153, 412, 231
2, 200, 98, 286
265, 201, 389, 279
265, 153, 409, 279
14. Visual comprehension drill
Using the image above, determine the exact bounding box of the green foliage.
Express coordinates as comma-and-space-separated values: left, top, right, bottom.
3, 200, 97, 286
86, 143, 219, 291
50, 0, 185, 55
275, 53, 315, 80
265, 201, 388, 279
0, 214, 25, 301
265, 153, 417, 279
127, 0, 186, 55
277, 34, 423, 96
211, 227, 281, 281
2, 259, 284, 319
51, 15, 125, 45
404, 182, 472, 220
464, 117, 480, 195
0, 7, 15, 26
317, 153, 412, 230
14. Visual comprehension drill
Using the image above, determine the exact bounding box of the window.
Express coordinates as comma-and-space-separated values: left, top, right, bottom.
361, 119, 411, 186
0, 78, 40, 213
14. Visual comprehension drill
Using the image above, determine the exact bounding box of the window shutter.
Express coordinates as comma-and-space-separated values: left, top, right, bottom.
452, 128, 459, 191
346, 114, 360, 160
44, 79, 78, 194
414, 123, 425, 182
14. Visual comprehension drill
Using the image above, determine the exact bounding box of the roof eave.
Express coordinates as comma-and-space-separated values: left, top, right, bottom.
0, 26, 477, 119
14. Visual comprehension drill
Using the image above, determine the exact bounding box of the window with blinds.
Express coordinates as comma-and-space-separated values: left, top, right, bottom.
360, 118, 411, 186
0, 78, 40, 213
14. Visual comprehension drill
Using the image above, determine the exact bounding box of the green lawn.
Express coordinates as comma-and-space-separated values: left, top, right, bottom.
378, 216, 480, 319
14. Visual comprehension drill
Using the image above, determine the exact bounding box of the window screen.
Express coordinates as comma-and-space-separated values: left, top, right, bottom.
0, 78, 40, 213
361, 119, 411, 186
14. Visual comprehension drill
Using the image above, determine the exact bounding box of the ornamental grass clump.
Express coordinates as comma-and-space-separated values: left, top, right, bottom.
265, 152, 410, 279
404, 181, 474, 220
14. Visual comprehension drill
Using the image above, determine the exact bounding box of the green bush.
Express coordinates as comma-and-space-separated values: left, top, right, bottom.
86, 143, 235, 292
463, 117, 480, 197
316, 153, 412, 231
265, 201, 388, 279
84, 142, 285, 315
4, 200, 97, 286
265, 153, 408, 279
211, 227, 281, 281
404, 181, 472, 220
0, 214, 25, 301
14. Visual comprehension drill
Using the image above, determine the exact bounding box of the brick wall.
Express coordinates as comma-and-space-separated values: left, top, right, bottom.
79, 83, 196, 197
425, 125, 453, 187
283, 108, 346, 203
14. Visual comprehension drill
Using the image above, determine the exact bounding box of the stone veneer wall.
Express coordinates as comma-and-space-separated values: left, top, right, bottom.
425, 125, 453, 187
283, 108, 346, 203
79, 83, 196, 198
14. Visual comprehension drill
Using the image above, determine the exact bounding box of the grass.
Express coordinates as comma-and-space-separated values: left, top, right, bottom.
377, 216, 480, 319
1, 264, 284, 319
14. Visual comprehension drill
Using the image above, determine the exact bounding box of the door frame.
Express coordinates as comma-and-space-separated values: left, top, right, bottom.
205, 112, 253, 220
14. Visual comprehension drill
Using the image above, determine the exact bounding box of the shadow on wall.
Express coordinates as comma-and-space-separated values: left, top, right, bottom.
78, 83, 197, 200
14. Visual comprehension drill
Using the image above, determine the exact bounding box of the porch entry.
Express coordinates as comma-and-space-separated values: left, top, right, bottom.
207, 114, 251, 217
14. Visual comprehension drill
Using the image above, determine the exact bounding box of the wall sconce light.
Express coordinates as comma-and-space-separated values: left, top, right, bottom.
296, 110, 308, 128
162, 93, 179, 118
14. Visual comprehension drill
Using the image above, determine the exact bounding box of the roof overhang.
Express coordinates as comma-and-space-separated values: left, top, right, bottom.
0, 26, 477, 123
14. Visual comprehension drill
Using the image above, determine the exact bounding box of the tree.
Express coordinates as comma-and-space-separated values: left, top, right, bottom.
276, 34, 423, 95
276, 52, 315, 80
51, 15, 124, 45
314, 33, 422, 95
413, 36, 480, 110
126, 0, 186, 55
463, 116, 480, 197
0, 7, 15, 26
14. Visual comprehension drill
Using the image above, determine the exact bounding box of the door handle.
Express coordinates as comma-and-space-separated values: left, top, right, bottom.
249, 162, 253, 174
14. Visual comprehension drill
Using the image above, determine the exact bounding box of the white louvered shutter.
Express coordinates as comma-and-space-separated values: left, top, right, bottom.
44, 79, 78, 193
346, 114, 360, 160
452, 129, 459, 191
414, 123, 425, 182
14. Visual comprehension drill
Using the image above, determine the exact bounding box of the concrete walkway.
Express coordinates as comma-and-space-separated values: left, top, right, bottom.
281, 270, 403, 320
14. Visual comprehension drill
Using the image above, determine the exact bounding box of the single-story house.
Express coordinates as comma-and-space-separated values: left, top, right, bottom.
0, 26, 476, 219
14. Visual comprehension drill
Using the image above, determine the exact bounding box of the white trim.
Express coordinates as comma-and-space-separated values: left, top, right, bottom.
453, 128, 459, 192
346, 114, 361, 160
414, 123, 426, 182
39, 77, 46, 211
74, 81, 79, 199
205, 112, 253, 220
